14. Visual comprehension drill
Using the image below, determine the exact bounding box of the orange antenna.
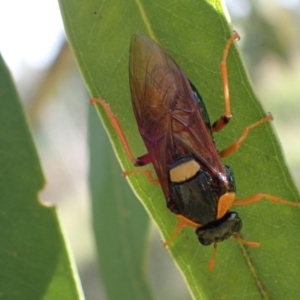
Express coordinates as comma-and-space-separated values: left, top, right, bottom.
208, 234, 259, 270
208, 243, 218, 270
232, 233, 260, 248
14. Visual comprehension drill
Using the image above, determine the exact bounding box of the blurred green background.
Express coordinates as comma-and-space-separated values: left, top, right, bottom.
2, 0, 300, 299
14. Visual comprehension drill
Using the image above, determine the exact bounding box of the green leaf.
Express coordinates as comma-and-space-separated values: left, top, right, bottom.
0, 55, 82, 299
88, 106, 152, 299
59, 0, 300, 299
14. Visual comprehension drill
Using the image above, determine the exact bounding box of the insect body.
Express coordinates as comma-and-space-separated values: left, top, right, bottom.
91, 32, 300, 269
129, 34, 241, 246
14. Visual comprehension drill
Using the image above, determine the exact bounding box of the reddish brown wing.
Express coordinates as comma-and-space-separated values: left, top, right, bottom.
129, 34, 225, 198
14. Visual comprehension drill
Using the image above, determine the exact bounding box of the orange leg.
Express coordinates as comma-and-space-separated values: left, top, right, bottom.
90, 98, 159, 184
122, 169, 160, 185
212, 31, 240, 132
220, 113, 273, 157
90, 98, 139, 165
233, 193, 300, 207
163, 215, 201, 247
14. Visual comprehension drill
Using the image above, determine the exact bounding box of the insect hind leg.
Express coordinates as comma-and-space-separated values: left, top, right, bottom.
90, 98, 140, 166
90, 98, 159, 184
212, 31, 240, 132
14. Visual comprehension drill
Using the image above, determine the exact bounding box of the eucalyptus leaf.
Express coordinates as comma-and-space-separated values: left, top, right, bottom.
0, 55, 82, 299
59, 0, 300, 299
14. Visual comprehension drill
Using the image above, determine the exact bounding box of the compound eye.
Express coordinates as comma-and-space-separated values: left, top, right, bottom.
226, 212, 242, 232
227, 212, 237, 222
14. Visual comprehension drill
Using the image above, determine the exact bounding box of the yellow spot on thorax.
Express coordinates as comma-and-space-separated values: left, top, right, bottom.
170, 160, 200, 183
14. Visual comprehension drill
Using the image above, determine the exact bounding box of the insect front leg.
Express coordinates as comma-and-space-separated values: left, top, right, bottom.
163, 214, 200, 247
90, 98, 159, 185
